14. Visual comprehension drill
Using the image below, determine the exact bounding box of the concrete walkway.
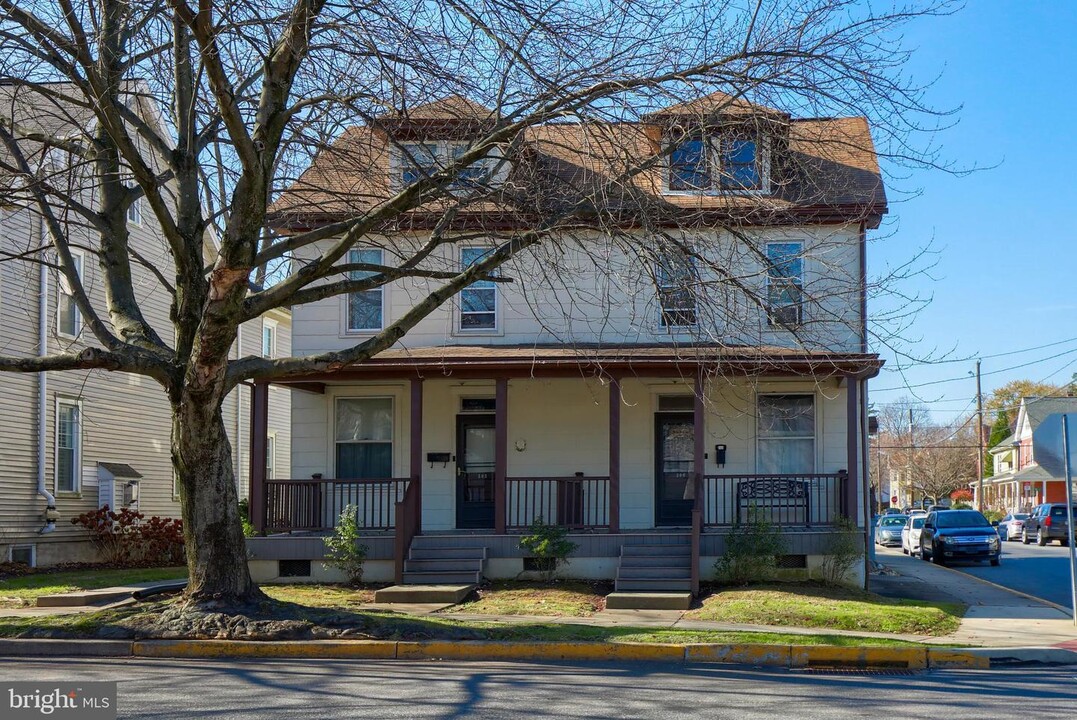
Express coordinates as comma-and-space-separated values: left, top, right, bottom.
873, 547, 1077, 647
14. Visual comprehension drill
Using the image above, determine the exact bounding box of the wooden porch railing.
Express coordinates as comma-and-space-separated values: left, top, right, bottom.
394, 480, 421, 583
700, 472, 848, 528
505, 476, 610, 530
263, 477, 410, 533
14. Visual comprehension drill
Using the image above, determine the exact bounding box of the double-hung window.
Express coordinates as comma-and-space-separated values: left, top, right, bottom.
669, 136, 711, 191
347, 248, 384, 332
262, 318, 277, 358
56, 399, 81, 493
720, 138, 760, 189
335, 398, 393, 479
400, 143, 439, 185
756, 394, 815, 474
655, 254, 697, 327
57, 252, 82, 338
766, 241, 804, 326
459, 247, 497, 331
127, 196, 143, 226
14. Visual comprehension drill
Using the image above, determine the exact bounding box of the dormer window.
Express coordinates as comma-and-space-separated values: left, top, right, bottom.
667, 132, 767, 192
397, 141, 497, 189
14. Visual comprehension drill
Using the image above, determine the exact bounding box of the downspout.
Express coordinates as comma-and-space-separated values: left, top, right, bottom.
37, 255, 57, 533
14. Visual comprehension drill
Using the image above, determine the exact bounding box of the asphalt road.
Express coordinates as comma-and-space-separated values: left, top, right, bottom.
872, 531, 1077, 610
2, 658, 1076, 719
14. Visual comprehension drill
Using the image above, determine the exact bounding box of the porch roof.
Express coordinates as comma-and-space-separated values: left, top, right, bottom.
273, 343, 882, 385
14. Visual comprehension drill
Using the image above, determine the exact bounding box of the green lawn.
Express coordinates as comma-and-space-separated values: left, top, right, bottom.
0, 600, 922, 647
684, 584, 964, 636
444, 581, 608, 617
261, 584, 378, 607
0, 567, 187, 608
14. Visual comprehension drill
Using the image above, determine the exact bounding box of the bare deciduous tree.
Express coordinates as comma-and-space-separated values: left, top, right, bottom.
0, 0, 954, 610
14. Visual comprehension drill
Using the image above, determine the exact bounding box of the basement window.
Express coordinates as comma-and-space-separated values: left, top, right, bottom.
9, 545, 36, 567
279, 559, 312, 578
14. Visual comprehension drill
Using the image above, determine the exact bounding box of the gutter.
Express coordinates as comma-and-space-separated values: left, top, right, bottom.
37, 254, 57, 534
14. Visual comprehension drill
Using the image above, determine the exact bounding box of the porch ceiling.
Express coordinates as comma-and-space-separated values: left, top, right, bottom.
272, 343, 883, 385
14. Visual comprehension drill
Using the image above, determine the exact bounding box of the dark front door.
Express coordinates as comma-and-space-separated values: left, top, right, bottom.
456, 414, 496, 529
655, 412, 695, 526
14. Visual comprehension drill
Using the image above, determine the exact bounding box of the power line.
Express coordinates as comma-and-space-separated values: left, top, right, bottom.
884, 335, 1077, 367
873, 346, 1077, 392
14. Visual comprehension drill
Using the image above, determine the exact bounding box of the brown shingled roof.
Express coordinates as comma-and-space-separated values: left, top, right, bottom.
269, 95, 886, 230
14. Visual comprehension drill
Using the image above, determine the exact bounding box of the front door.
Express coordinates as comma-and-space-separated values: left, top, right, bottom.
456, 414, 496, 529
655, 412, 695, 526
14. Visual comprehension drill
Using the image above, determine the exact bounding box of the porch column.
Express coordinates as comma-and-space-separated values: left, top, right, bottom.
410, 377, 423, 535
845, 374, 860, 521
495, 378, 508, 534
608, 376, 621, 533
249, 381, 269, 534
693, 371, 705, 495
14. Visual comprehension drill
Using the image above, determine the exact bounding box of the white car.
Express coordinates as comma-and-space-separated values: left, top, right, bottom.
901, 515, 926, 555
997, 512, 1029, 541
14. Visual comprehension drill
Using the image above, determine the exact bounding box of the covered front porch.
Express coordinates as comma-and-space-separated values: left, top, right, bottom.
247, 346, 879, 591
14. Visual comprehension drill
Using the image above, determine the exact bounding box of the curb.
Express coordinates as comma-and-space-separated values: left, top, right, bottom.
0, 638, 1048, 669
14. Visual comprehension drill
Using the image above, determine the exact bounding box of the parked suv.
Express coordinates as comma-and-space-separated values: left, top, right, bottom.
920, 510, 1001, 566
1022, 503, 1077, 546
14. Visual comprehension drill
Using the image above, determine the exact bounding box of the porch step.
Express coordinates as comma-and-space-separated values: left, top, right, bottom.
614, 578, 692, 592
374, 584, 475, 604
605, 592, 693, 611
615, 566, 691, 580
615, 540, 693, 594
404, 558, 484, 573
402, 571, 483, 585
408, 546, 488, 561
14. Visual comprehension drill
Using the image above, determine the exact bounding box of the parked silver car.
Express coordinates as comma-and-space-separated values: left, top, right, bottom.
902, 515, 926, 555
875, 515, 908, 547
997, 512, 1029, 541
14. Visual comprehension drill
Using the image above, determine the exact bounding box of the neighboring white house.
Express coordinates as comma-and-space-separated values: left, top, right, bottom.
246, 93, 886, 592
0, 86, 291, 567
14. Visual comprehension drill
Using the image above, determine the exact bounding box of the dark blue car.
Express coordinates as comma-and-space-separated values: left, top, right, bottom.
919, 509, 1001, 566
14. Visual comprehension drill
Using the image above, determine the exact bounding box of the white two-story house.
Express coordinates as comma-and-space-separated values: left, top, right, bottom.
247, 92, 885, 594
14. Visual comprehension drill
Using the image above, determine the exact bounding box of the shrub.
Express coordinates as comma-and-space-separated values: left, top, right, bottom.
70, 506, 184, 566
983, 509, 1005, 523
323, 505, 368, 585
714, 506, 786, 586
519, 517, 579, 582
951, 501, 973, 510
950, 489, 974, 503
819, 515, 863, 586
238, 498, 256, 538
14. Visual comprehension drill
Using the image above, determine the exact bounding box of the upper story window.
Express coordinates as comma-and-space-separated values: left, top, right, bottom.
347, 247, 384, 332
398, 141, 496, 190
766, 241, 803, 327
668, 132, 767, 192
57, 251, 83, 338
459, 247, 497, 331
127, 196, 143, 226
262, 318, 277, 358
655, 254, 697, 328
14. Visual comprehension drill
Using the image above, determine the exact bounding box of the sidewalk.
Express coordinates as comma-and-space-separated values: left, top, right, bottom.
872, 548, 1076, 647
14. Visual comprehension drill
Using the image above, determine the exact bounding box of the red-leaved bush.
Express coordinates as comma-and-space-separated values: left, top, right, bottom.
70, 506, 184, 566
950, 489, 974, 503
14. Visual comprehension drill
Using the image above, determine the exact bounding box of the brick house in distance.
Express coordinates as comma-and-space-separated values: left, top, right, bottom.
247, 92, 886, 602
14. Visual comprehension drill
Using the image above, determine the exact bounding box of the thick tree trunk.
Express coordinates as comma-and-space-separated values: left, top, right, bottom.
172, 393, 261, 605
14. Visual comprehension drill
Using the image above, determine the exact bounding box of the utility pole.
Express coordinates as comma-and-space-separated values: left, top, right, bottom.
908, 408, 914, 507
975, 359, 985, 512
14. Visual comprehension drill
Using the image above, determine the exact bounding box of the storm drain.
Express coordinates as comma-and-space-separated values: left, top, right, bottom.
795, 668, 922, 677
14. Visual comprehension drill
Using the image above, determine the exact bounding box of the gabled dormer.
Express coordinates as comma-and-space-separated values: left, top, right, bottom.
379, 96, 507, 191
646, 91, 790, 195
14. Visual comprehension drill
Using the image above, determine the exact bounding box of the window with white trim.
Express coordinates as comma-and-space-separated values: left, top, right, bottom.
127, 196, 143, 226
335, 398, 393, 479
398, 141, 496, 189
655, 254, 697, 327
766, 241, 804, 326
266, 432, 277, 480
668, 132, 768, 192
262, 318, 277, 358
57, 251, 83, 338
8, 545, 35, 567
346, 248, 384, 332
55, 399, 81, 493
400, 142, 439, 185
459, 247, 497, 331
757, 394, 815, 474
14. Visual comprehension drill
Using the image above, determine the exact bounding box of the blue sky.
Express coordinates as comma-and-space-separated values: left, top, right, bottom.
867, 2, 1077, 422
